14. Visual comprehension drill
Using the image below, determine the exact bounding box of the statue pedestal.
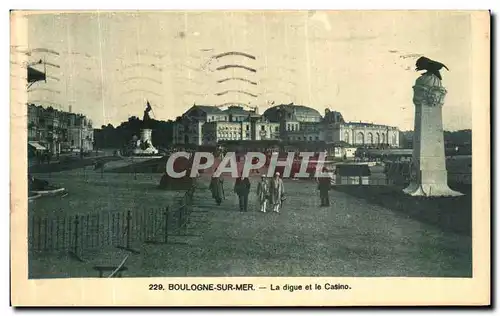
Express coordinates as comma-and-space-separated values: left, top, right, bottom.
132, 128, 159, 155
402, 74, 463, 197
140, 129, 153, 144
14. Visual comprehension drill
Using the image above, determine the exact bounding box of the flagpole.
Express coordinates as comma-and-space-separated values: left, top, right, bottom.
44, 57, 47, 83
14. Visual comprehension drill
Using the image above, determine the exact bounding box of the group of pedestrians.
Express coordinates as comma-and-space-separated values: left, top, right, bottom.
209, 172, 286, 213
255, 172, 285, 213
209, 168, 333, 212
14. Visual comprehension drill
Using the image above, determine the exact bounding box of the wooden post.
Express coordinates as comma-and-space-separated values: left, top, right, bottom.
183, 204, 188, 235
69, 215, 84, 262
66, 216, 71, 251
51, 218, 56, 251
55, 217, 60, 250
85, 214, 90, 250
74, 216, 79, 255
62, 216, 66, 251
178, 205, 183, 233
164, 207, 169, 243
43, 217, 48, 251
126, 210, 131, 249
116, 210, 140, 254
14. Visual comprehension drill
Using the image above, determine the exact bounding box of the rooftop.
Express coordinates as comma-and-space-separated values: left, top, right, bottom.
191, 105, 224, 114
346, 121, 396, 129
223, 106, 254, 116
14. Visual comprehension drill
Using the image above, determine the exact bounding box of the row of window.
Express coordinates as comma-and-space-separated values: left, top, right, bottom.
344, 132, 398, 145
211, 125, 279, 133
216, 126, 247, 131
281, 113, 320, 123
285, 124, 320, 132
288, 136, 320, 141
208, 115, 248, 122
262, 125, 279, 132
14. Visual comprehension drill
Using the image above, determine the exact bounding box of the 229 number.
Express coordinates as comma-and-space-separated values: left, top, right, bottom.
149, 284, 164, 291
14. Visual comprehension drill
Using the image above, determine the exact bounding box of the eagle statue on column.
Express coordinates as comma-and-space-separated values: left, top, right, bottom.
415, 56, 449, 80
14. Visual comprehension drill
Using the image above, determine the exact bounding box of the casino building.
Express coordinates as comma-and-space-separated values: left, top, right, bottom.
172, 103, 399, 148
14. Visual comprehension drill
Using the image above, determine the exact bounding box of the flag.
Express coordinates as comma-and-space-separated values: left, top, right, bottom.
27, 65, 46, 83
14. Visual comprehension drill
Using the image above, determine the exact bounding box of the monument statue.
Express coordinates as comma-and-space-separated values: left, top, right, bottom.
402, 56, 462, 197
415, 56, 449, 80
143, 101, 153, 127
129, 101, 159, 155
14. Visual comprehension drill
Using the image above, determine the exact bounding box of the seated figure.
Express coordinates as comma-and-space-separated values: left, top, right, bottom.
28, 174, 49, 191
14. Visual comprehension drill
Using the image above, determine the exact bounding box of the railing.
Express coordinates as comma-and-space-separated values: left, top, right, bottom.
331, 175, 389, 186
331, 173, 471, 187
28, 185, 196, 261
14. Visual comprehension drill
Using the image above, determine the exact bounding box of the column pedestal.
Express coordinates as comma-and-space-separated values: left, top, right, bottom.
402, 74, 462, 197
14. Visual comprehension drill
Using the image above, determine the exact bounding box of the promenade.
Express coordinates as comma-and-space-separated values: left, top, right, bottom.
29, 175, 472, 278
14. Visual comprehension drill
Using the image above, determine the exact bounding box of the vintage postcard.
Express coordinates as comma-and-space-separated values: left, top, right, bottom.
10, 10, 490, 306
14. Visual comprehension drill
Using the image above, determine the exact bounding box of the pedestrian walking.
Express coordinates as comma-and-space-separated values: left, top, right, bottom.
256, 175, 270, 213
234, 175, 251, 212
317, 167, 332, 207
269, 172, 285, 213
209, 175, 225, 205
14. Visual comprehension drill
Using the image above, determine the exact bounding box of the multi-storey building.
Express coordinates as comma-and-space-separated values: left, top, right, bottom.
172, 103, 400, 148
27, 103, 94, 154
321, 108, 399, 147
173, 104, 280, 146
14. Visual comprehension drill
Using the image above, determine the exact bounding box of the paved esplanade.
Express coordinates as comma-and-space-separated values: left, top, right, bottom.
28, 174, 471, 278
172, 178, 471, 277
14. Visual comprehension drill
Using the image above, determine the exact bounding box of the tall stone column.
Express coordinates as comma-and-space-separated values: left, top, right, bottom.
402, 74, 463, 197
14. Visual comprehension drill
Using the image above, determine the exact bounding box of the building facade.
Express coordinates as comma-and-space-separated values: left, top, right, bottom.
173, 105, 280, 146
172, 103, 399, 148
27, 103, 94, 154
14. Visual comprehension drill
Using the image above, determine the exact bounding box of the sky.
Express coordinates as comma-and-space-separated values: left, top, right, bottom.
17, 11, 473, 131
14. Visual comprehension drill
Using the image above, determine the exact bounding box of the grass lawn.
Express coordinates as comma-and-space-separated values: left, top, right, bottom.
29, 169, 181, 217
332, 184, 472, 236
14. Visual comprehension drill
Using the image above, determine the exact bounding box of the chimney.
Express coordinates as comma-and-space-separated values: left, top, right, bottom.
69, 105, 72, 113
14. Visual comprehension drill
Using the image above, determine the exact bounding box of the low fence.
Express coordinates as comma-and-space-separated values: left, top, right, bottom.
383, 172, 472, 187
28, 185, 197, 261
331, 175, 389, 186
330, 173, 471, 187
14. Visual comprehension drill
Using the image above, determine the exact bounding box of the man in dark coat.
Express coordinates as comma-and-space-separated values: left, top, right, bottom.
234, 176, 251, 212
317, 167, 331, 207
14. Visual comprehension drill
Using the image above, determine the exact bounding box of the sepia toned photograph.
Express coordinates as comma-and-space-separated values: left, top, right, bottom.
10, 9, 490, 306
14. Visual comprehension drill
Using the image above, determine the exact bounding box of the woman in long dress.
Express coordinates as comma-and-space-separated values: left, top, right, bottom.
256, 175, 269, 213
209, 175, 224, 205
269, 172, 285, 213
